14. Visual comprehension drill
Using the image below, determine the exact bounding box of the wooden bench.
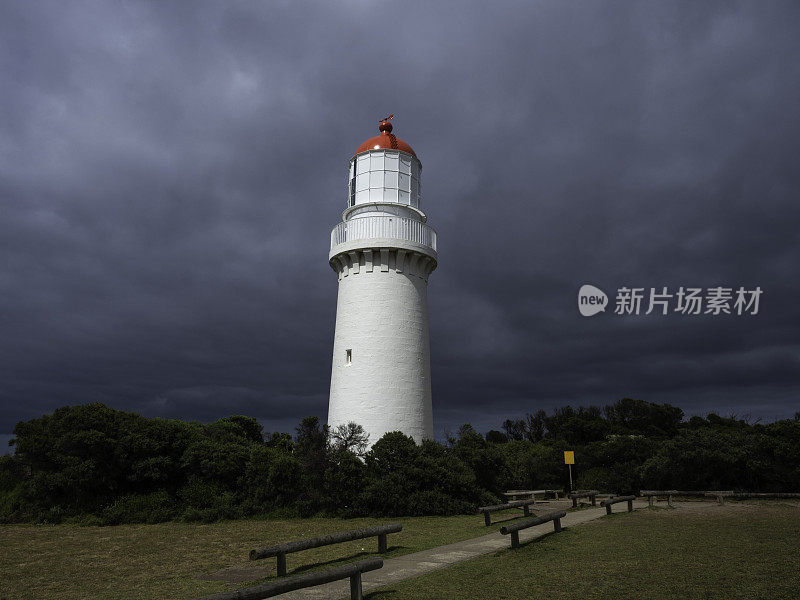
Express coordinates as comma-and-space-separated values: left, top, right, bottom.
703, 491, 736, 505
568, 489, 600, 507
641, 490, 800, 507
249, 524, 401, 577
191, 557, 382, 600
503, 489, 539, 500
478, 497, 540, 526
601, 495, 635, 514
640, 490, 707, 507
499, 510, 567, 548
713, 491, 800, 500
503, 489, 562, 501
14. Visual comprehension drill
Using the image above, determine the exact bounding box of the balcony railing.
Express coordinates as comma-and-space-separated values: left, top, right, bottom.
331, 216, 437, 252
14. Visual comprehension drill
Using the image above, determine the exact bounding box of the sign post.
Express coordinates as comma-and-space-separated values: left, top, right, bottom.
564, 451, 574, 492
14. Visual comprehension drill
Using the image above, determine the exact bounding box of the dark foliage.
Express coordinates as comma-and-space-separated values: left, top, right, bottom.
358, 433, 490, 516
1, 399, 798, 524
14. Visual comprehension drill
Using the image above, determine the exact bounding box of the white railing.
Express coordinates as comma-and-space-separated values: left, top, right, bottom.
331, 216, 437, 252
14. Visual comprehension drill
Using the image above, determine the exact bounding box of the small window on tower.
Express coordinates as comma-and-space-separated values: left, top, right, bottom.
346, 349, 352, 365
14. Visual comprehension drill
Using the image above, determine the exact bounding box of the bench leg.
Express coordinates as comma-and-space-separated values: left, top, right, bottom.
350, 572, 363, 600
591, 495, 596, 506
523, 505, 530, 517
648, 496, 654, 507
717, 495, 724, 505
605, 505, 612, 515
484, 512, 491, 526
554, 518, 562, 533
627, 499, 633, 512
572, 497, 577, 508
276, 552, 287, 577
668, 495, 674, 508
378, 533, 387, 553
510, 531, 520, 549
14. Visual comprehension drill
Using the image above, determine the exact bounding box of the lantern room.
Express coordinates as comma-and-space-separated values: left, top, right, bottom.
348, 117, 422, 211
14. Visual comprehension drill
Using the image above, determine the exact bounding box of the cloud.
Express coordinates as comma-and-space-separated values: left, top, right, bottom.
1, 1, 799, 438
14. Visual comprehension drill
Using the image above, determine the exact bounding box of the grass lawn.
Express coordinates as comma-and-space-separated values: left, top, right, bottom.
0, 509, 520, 600
369, 503, 800, 600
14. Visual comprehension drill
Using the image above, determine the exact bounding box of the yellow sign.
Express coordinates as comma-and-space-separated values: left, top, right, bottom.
564, 451, 575, 465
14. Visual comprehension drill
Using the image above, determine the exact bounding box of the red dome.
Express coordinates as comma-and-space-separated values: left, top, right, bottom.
354, 118, 417, 158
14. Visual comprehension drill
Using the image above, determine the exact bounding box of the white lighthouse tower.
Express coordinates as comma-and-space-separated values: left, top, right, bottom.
327, 116, 436, 446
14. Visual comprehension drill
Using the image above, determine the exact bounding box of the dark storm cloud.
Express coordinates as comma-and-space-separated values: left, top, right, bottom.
1, 0, 798, 444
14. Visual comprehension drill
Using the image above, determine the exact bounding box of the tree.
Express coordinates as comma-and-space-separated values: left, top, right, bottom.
329, 422, 370, 456
686, 415, 709, 429
295, 417, 328, 454
293, 416, 331, 515
241, 445, 303, 513
224, 416, 264, 444
324, 449, 367, 515
12, 403, 151, 516
452, 425, 507, 495
499, 441, 563, 491
524, 410, 546, 442
502, 419, 526, 441
485, 430, 508, 444
544, 406, 608, 445
359, 432, 485, 516
266, 431, 294, 452
604, 398, 683, 437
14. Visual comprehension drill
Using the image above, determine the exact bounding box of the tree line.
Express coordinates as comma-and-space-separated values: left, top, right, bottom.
0, 399, 798, 525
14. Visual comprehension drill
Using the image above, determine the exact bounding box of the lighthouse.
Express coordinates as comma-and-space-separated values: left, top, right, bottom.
327, 116, 436, 446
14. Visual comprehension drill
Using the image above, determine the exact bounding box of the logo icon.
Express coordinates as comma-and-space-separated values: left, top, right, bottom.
578, 284, 608, 317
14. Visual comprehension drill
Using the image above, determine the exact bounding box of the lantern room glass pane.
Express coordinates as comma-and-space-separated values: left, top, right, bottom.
385, 152, 399, 171
369, 188, 382, 202
356, 190, 368, 203
369, 171, 384, 188
383, 188, 398, 202
357, 155, 370, 175
356, 173, 369, 191
411, 160, 420, 179
398, 173, 410, 192
400, 156, 411, 174
384, 171, 398, 188
370, 152, 385, 171
399, 190, 410, 204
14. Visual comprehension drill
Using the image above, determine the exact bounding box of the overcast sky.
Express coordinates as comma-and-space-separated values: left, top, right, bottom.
1, 1, 798, 448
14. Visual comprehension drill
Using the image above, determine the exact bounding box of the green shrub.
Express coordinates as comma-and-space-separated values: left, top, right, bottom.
6, 403, 800, 524
177, 476, 240, 522
357, 433, 486, 516
100, 490, 178, 525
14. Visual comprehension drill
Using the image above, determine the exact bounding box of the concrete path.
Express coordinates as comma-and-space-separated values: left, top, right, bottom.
277, 499, 648, 600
